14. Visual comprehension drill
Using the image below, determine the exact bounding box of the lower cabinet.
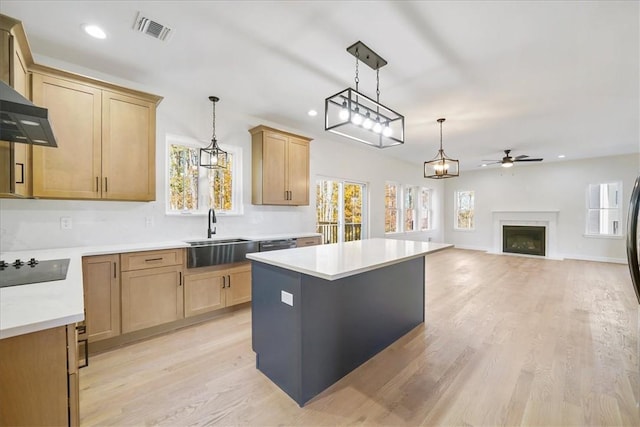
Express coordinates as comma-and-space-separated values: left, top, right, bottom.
120, 249, 185, 333
82, 254, 120, 342
121, 265, 184, 333
0, 324, 79, 426
184, 263, 251, 318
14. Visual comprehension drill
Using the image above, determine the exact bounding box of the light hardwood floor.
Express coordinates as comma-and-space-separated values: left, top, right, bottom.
80, 249, 640, 426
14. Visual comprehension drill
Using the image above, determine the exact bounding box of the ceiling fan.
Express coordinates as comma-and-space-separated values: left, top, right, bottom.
482, 149, 543, 168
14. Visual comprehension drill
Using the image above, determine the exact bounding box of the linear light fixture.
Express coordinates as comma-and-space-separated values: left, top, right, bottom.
424, 118, 459, 179
200, 96, 228, 169
325, 41, 404, 148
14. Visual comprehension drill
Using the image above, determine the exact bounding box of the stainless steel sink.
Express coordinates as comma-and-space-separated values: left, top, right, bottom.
185, 239, 258, 268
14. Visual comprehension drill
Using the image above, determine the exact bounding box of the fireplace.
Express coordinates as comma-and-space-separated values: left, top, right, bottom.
503, 225, 546, 256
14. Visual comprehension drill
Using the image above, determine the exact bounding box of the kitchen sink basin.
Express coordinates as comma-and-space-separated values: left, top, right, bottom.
185, 239, 258, 268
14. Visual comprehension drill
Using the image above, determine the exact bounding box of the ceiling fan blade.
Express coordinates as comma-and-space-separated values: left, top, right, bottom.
514, 155, 529, 160
514, 158, 543, 162
481, 159, 501, 162
480, 161, 501, 166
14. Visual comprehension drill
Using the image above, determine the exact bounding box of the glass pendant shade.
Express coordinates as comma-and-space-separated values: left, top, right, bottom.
424, 118, 459, 179
200, 96, 228, 169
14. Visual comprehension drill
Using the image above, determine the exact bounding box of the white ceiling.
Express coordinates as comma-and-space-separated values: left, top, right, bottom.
2, 1, 638, 171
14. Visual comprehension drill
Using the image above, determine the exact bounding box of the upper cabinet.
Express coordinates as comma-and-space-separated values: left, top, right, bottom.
250, 125, 312, 206
0, 14, 33, 198
31, 69, 160, 201
0, 13, 162, 201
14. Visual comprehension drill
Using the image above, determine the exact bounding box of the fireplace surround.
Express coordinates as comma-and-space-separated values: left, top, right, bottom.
491, 210, 560, 259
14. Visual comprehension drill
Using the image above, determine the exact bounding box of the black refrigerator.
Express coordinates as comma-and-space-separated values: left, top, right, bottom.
626, 175, 640, 305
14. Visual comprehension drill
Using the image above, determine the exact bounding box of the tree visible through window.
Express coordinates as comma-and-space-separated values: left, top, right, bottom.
167, 136, 240, 214
455, 190, 474, 230
384, 183, 399, 233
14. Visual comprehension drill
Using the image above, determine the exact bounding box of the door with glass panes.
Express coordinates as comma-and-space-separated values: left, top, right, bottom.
316, 179, 367, 244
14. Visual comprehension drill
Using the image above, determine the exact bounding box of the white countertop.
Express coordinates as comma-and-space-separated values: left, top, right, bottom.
246, 238, 453, 281
0, 232, 321, 340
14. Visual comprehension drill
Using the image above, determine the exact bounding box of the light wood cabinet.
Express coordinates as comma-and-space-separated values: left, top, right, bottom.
0, 14, 33, 198
0, 325, 79, 426
120, 249, 185, 333
30, 68, 160, 201
82, 254, 120, 342
184, 263, 251, 318
296, 236, 322, 247
250, 125, 311, 206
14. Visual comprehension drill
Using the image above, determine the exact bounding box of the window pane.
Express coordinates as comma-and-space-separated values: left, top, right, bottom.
419, 188, 430, 231
384, 183, 398, 233
455, 190, 474, 229
344, 183, 363, 242
208, 153, 233, 211
168, 145, 199, 211
588, 183, 619, 209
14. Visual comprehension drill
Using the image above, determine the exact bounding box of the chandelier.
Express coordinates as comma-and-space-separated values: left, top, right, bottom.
424, 118, 459, 179
200, 96, 228, 169
325, 41, 404, 148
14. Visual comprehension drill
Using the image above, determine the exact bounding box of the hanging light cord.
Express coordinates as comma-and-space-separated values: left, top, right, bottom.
354, 49, 360, 92
211, 99, 217, 144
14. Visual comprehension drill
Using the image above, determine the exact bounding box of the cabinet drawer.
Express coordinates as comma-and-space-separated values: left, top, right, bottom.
120, 249, 184, 271
296, 236, 322, 247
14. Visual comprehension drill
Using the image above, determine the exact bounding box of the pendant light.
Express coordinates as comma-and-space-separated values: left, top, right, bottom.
424, 118, 459, 179
325, 41, 404, 148
200, 96, 228, 169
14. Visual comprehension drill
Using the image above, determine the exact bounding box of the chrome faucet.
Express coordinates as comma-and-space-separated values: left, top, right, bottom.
207, 208, 217, 238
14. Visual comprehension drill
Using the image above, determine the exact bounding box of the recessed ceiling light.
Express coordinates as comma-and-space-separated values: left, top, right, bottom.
558, 154, 566, 158
481, 164, 487, 167
82, 24, 107, 39
307, 110, 318, 117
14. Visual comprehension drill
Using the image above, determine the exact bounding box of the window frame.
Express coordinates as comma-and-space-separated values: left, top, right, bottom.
385, 183, 433, 234
165, 134, 243, 216
585, 181, 622, 237
454, 190, 475, 231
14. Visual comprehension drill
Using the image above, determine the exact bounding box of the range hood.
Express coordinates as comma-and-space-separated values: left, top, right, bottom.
0, 80, 57, 147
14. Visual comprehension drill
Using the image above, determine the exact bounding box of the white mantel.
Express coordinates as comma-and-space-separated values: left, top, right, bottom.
490, 210, 562, 259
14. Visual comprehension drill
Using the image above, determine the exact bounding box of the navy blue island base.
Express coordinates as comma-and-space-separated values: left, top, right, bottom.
251, 256, 425, 406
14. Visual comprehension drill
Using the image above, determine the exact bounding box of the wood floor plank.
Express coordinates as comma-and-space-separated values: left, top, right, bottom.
80, 249, 640, 426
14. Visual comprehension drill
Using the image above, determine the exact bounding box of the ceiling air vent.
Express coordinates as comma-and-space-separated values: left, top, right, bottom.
133, 12, 172, 41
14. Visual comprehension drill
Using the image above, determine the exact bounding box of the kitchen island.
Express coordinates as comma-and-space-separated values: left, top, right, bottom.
246, 238, 452, 406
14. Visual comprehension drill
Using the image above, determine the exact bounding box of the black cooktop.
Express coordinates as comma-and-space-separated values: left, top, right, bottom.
0, 258, 70, 288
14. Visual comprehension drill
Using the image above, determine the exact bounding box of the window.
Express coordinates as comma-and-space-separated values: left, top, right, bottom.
455, 190, 474, 230
167, 135, 242, 215
384, 183, 399, 233
385, 183, 432, 233
419, 188, 432, 231
404, 186, 417, 232
586, 182, 621, 236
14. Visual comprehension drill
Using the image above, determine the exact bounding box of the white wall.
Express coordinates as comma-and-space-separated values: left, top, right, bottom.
443, 154, 640, 263
0, 56, 443, 252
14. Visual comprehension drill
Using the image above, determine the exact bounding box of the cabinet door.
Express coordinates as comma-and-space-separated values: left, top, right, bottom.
262, 131, 288, 204
82, 255, 120, 342
287, 138, 309, 205
32, 73, 102, 199
226, 264, 252, 307
0, 326, 69, 426
184, 270, 225, 317
121, 266, 184, 333
102, 91, 156, 201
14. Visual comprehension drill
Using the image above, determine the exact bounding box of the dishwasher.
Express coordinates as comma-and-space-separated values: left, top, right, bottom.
258, 239, 297, 252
